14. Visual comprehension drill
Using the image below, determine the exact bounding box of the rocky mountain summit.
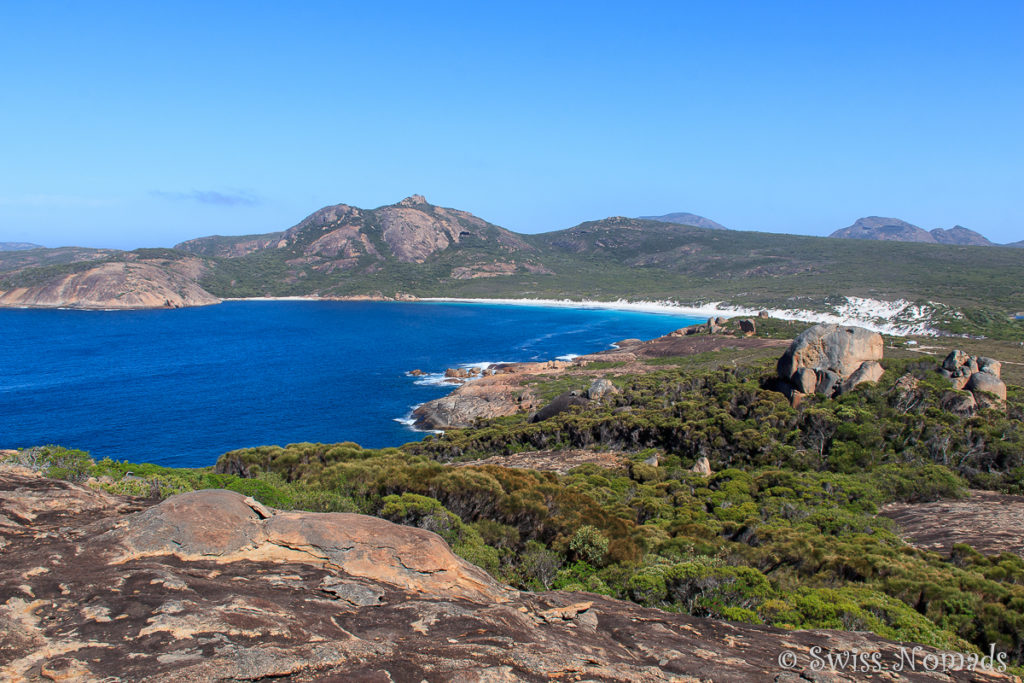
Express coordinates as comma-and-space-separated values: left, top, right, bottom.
830, 217, 994, 246
931, 225, 994, 246
2, 467, 1015, 682
177, 194, 537, 274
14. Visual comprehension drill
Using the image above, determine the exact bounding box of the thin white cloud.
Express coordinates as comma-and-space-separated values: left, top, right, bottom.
151, 189, 261, 207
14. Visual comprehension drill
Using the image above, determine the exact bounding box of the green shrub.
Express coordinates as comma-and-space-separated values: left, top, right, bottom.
569, 525, 610, 566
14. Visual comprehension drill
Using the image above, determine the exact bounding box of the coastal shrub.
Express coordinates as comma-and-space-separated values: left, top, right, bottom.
380, 493, 464, 546
3, 445, 93, 482
518, 540, 562, 590
569, 525, 610, 566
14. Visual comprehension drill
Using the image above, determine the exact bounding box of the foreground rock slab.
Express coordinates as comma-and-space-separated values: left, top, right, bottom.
881, 490, 1024, 557
0, 469, 1017, 682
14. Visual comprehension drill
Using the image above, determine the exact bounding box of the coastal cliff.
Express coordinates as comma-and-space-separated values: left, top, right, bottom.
1, 466, 1014, 682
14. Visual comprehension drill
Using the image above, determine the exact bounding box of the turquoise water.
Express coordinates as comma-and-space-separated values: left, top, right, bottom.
0, 301, 701, 467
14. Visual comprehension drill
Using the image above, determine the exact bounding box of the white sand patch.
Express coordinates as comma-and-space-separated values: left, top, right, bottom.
420, 297, 944, 337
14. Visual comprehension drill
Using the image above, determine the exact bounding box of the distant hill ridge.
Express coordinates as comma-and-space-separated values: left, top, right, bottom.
0, 242, 43, 251
637, 212, 728, 231
1, 197, 1023, 333
830, 216, 995, 246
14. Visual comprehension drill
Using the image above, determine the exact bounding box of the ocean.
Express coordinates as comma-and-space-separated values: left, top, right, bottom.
0, 301, 702, 467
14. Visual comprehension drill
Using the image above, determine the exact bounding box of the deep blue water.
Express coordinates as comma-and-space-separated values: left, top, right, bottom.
0, 301, 701, 467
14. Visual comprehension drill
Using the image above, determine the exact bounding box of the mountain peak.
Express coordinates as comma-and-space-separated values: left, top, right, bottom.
930, 225, 993, 246
830, 217, 936, 243
830, 217, 995, 246
397, 194, 428, 207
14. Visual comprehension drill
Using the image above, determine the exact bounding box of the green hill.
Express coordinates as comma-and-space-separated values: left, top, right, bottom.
3, 195, 1023, 336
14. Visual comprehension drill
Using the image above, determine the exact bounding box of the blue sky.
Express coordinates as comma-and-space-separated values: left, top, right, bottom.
1, 1, 1021, 248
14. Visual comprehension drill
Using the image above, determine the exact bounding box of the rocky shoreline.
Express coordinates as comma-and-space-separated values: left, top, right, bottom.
410, 319, 789, 430
411, 320, 1011, 433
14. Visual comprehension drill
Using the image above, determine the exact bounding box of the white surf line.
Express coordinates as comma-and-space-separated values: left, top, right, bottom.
419, 297, 941, 337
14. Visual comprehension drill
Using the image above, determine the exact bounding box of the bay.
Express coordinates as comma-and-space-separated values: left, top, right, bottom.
0, 301, 701, 467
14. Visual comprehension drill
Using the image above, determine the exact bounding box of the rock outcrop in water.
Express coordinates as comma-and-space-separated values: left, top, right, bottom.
1, 467, 1012, 682
412, 361, 576, 429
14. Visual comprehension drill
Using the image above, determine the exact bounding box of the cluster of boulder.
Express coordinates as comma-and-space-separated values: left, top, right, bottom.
669, 316, 757, 337
772, 324, 1009, 414
940, 350, 1007, 410
444, 366, 495, 380
776, 323, 885, 402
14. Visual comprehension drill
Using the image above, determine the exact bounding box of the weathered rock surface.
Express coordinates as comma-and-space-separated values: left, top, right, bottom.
179, 195, 536, 270
412, 361, 579, 429
413, 374, 536, 429
2, 469, 1012, 682
841, 359, 884, 393
669, 316, 731, 337
690, 456, 713, 477
586, 378, 619, 400
881, 490, 1024, 558
776, 324, 884, 398
942, 390, 978, 417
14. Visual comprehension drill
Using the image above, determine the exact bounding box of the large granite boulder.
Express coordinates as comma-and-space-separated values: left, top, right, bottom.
587, 378, 619, 401
531, 390, 592, 422
776, 324, 884, 398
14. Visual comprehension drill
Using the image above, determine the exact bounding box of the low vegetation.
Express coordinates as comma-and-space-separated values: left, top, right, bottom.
8, 349, 1023, 668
